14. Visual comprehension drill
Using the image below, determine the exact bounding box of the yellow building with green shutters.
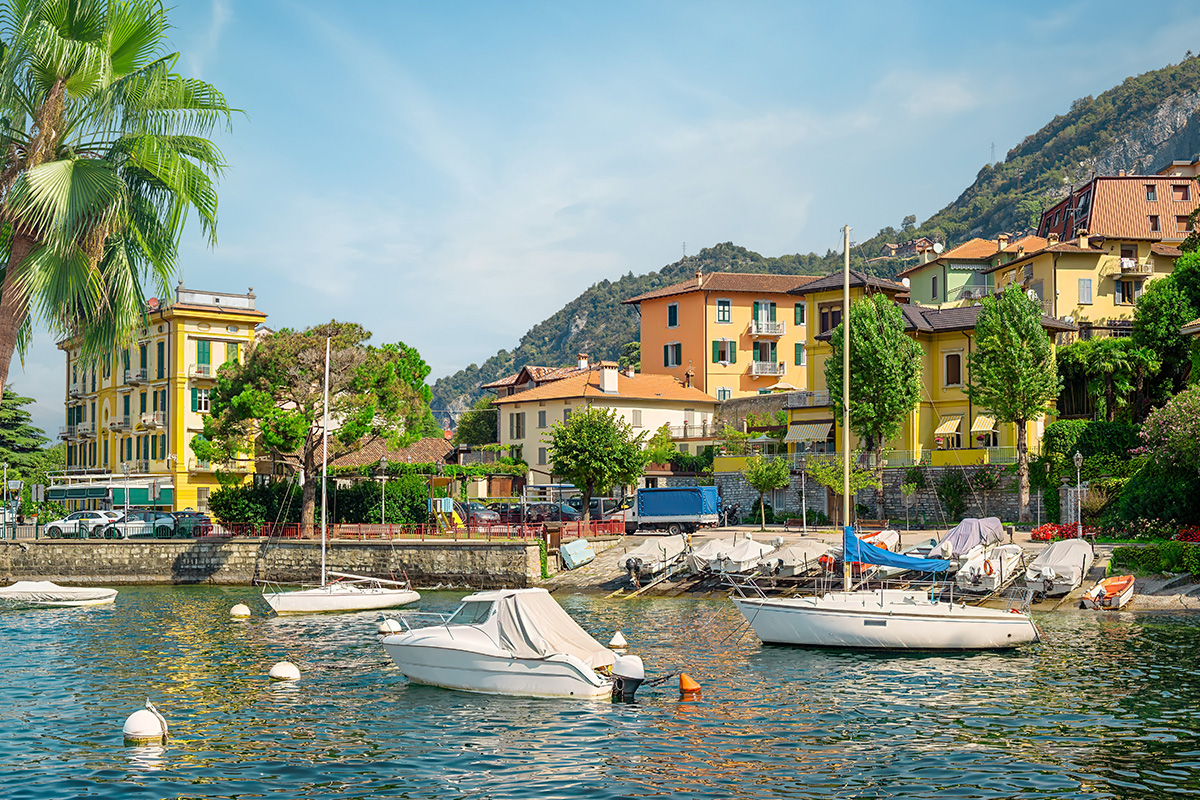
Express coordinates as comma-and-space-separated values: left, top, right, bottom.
52, 285, 266, 513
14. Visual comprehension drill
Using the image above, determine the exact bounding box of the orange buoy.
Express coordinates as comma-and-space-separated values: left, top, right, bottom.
680, 673, 702, 700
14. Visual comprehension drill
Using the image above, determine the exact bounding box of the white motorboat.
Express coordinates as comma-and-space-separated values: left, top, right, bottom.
878, 537, 940, 579
261, 338, 420, 615
930, 518, 1006, 564
716, 536, 775, 574
0, 580, 117, 607
623, 534, 686, 579
1024, 538, 1094, 597
758, 541, 835, 578
687, 537, 736, 572
381, 588, 644, 699
955, 544, 1024, 594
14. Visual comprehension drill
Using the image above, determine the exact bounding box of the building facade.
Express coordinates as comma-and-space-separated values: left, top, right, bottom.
53, 285, 266, 512
898, 234, 1048, 307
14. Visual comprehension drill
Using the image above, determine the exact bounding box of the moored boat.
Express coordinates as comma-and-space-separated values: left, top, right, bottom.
716, 536, 775, 574
687, 537, 736, 572
0, 580, 117, 607
624, 534, 687, 579
758, 540, 836, 578
264, 572, 420, 615
1082, 574, 1135, 610
956, 544, 1024, 594
1024, 538, 1094, 597
930, 517, 1006, 565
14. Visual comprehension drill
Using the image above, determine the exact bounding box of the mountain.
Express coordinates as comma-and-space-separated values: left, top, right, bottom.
432, 56, 1200, 422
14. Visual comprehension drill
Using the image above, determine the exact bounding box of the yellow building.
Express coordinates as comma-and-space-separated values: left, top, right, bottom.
53, 285, 266, 512
897, 234, 1048, 307
623, 271, 820, 399
715, 270, 1075, 473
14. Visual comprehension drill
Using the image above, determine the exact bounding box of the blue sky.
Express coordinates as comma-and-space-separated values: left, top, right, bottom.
16, 0, 1200, 432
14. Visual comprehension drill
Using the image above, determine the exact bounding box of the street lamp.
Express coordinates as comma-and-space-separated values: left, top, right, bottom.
121, 461, 130, 519
379, 455, 388, 525
1073, 450, 1084, 539
799, 453, 808, 536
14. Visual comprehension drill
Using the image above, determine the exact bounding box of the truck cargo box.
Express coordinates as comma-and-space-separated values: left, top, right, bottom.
637, 486, 720, 521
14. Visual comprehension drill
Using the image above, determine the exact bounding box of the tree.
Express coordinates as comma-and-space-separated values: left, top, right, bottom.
452, 396, 498, 446
0, 1, 234, 405
1132, 276, 1194, 399
193, 322, 428, 530
825, 291, 922, 512
387, 342, 442, 438
742, 455, 789, 530
902, 214, 917, 232
1139, 385, 1200, 475
545, 407, 647, 521
1172, 250, 1200, 311
0, 386, 49, 472
804, 453, 880, 527
644, 423, 676, 465
618, 341, 640, 371
966, 283, 1060, 521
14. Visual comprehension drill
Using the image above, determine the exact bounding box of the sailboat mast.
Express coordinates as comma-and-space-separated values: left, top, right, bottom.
321, 336, 330, 587
842, 225, 852, 593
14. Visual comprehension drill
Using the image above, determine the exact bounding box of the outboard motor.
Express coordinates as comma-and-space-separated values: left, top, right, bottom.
611, 654, 645, 702
625, 556, 643, 576
1042, 567, 1056, 595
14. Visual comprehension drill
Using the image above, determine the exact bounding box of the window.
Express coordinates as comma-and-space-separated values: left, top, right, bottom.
679, 444, 689, 454
563, 408, 572, 423
1173, 184, 1192, 202
103, 439, 109, 467
197, 487, 209, 513
1121, 244, 1136, 259
226, 341, 240, 364
716, 387, 732, 401
122, 348, 130, 373
159, 434, 166, 458
537, 410, 546, 429
139, 344, 147, 369
944, 352, 962, 387
1149, 215, 1161, 232
191, 388, 211, 413
818, 303, 842, 334
632, 409, 643, 428
664, 342, 682, 367
508, 412, 526, 440
197, 339, 210, 365
795, 342, 806, 366
752, 300, 776, 322
667, 303, 679, 328
103, 354, 111, 378
932, 275, 939, 300
1178, 215, 1193, 233
712, 339, 736, 364
151, 435, 158, 460
1078, 278, 1093, 305
538, 447, 547, 465
1146, 184, 1158, 202
122, 394, 130, 417
794, 303, 805, 326
753, 341, 777, 362
716, 299, 731, 324
139, 392, 147, 414
1118, 280, 1143, 305
156, 341, 165, 379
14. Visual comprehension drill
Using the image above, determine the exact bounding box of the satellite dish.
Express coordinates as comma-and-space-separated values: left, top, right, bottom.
933, 242, 944, 254
1063, 316, 1074, 325
901, 277, 911, 288
1026, 289, 1040, 303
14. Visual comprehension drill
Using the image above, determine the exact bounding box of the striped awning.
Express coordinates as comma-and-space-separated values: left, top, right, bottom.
970, 414, 996, 434
784, 422, 833, 443
934, 415, 964, 436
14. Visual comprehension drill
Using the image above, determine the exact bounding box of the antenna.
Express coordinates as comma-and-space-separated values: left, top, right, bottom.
933, 242, 944, 254
682, 242, 687, 260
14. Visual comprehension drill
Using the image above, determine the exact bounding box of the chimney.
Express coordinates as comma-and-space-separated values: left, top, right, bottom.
1076, 228, 1088, 248
695, 270, 703, 288
600, 363, 618, 394
1048, 232, 1060, 245
1118, 169, 1126, 177
577, 353, 589, 371
625, 366, 635, 378
997, 233, 1010, 252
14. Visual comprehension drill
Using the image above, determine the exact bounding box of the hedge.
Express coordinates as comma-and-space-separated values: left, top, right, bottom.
1109, 542, 1200, 575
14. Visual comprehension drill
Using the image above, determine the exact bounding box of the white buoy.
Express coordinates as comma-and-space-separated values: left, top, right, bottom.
609, 631, 628, 649
230, 604, 251, 618
123, 699, 168, 746
269, 661, 300, 681
378, 618, 403, 635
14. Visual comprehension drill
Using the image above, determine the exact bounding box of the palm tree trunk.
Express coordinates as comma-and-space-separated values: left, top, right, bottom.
0, 236, 37, 407
1016, 421, 1031, 523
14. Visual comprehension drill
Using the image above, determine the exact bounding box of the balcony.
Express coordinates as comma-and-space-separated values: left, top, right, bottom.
784, 390, 832, 409
750, 361, 786, 378
748, 319, 786, 337
188, 363, 214, 379
67, 385, 85, 399
188, 458, 211, 472
140, 411, 165, 429
76, 424, 97, 441
1118, 257, 1154, 276
109, 415, 131, 432
666, 421, 720, 439
135, 459, 149, 473
124, 367, 147, 385
58, 425, 75, 440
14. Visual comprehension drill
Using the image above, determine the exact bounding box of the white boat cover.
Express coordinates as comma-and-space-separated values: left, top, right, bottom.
0, 580, 117, 604
492, 589, 615, 669
625, 534, 687, 569
759, 541, 835, 573
1025, 538, 1093, 584
688, 537, 736, 571
931, 517, 1005, 559
719, 538, 776, 573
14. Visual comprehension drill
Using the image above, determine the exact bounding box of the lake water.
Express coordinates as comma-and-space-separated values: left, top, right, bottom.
2, 586, 1199, 799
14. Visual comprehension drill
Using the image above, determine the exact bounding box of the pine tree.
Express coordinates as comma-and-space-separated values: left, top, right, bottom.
0, 387, 49, 472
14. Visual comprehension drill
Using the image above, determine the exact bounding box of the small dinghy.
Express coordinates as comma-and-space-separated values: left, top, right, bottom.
1082, 574, 1135, 610
0, 580, 117, 607
1024, 538, 1094, 597
956, 544, 1024, 594
878, 537, 940, 579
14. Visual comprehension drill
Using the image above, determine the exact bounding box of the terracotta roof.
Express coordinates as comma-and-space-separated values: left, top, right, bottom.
979, 242, 1103, 274
817, 303, 1076, 340
1040, 175, 1199, 242
491, 366, 717, 405
167, 303, 268, 318
326, 436, 454, 469
1182, 316, 1200, 335
1151, 242, 1183, 257
896, 236, 1050, 278
480, 365, 580, 390
623, 272, 820, 304
787, 269, 907, 295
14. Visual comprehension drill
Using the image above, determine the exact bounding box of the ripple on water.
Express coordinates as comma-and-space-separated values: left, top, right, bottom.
2, 588, 1200, 798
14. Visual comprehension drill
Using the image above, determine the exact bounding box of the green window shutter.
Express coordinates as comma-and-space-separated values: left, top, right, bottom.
752, 301, 760, 319
730, 345, 736, 364
139, 344, 147, 368
712, 340, 720, 363
122, 349, 130, 371
160, 434, 166, 456
769, 302, 776, 322
123, 395, 129, 416
198, 340, 210, 365
794, 303, 804, 325
151, 436, 157, 459
157, 341, 165, 379
663, 345, 670, 366
795, 342, 803, 365
227, 342, 239, 363
769, 342, 777, 361
191, 388, 198, 412
140, 392, 147, 414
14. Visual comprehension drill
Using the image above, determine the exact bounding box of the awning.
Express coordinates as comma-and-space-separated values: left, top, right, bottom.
970, 414, 996, 434
48, 486, 110, 500
934, 415, 964, 436
784, 422, 833, 443
112, 487, 174, 507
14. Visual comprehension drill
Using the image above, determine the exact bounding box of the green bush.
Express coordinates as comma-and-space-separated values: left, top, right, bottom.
936, 469, 971, 520
744, 501, 775, 525
1110, 542, 1200, 575
1112, 471, 1200, 524
903, 466, 926, 489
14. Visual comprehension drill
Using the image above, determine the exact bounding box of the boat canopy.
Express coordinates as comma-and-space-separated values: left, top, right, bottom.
0, 581, 117, 604
493, 589, 616, 669
624, 534, 687, 563
932, 517, 1005, 559
842, 528, 952, 573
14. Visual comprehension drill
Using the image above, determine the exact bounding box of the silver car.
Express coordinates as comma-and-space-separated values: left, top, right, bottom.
44, 510, 122, 538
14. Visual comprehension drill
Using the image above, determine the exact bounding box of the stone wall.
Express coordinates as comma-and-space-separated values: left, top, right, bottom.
0, 539, 541, 588
716, 393, 787, 427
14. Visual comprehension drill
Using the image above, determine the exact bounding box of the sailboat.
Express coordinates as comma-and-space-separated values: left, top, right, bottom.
262, 337, 420, 615
730, 227, 1040, 650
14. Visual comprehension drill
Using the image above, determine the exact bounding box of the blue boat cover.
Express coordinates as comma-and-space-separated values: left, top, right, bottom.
842, 527, 953, 573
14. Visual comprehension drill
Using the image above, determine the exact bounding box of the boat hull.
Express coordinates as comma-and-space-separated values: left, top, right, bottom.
1082, 576, 1135, 610
264, 585, 420, 614
733, 591, 1040, 650
956, 545, 1024, 594
381, 635, 611, 699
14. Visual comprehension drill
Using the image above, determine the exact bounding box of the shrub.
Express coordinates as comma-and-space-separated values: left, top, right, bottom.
1032, 522, 1097, 541
935, 469, 971, 520
1110, 542, 1200, 575
904, 466, 926, 489
1112, 471, 1200, 524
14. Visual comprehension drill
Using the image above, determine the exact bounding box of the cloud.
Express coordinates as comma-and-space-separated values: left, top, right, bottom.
182, 0, 232, 79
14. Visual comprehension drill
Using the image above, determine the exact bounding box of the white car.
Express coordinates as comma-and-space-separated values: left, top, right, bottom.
44, 510, 122, 538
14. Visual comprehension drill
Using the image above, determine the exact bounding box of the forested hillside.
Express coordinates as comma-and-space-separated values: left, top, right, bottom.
433, 55, 1200, 422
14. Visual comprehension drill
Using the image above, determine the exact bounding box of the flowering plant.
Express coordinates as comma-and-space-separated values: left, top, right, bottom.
1031, 522, 1097, 541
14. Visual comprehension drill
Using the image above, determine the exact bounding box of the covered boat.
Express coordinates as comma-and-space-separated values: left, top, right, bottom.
686, 537, 736, 572
878, 537, 940, 579
955, 544, 1024, 593
1024, 538, 1094, 597
624, 534, 686, 579
716, 536, 776, 574
759, 541, 836, 578
930, 517, 1006, 562
1082, 574, 1135, 610
381, 588, 630, 699
0, 580, 117, 607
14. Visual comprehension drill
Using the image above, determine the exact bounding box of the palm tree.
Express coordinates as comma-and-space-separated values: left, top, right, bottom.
1084, 337, 1135, 422
0, 0, 233, 403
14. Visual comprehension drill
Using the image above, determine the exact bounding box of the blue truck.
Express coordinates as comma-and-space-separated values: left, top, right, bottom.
625, 486, 722, 534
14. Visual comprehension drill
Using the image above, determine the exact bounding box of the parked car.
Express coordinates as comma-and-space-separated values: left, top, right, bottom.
44, 510, 121, 539
98, 509, 178, 539
454, 501, 500, 525
485, 501, 527, 524
484, 501, 579, 524
172, 510, 214, 536
566, 496, 626, 519
542, 502, 582, 522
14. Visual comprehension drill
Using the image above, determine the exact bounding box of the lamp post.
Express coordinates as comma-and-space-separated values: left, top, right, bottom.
122, 461, 130, 520
379, 455, 388, 525
799, 453, 808, 536
1073, 450, 1084, 539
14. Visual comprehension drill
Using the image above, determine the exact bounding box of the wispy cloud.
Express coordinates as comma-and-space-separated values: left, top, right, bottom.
181, 0, 232, 79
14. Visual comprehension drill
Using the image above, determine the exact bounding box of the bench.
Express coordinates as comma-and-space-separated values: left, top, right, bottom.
783, 518, 806, 532
856, 519, 891, 531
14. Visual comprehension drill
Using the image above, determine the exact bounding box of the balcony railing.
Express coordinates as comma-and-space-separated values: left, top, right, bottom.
748, 320, 786, 337
124, 368, 147, 384
140, 411, 165, 429
188, 458, 251, 473
666, 421, 719, 439
750, 361, 786, 377
67, 386, 85, 399
134, 459, 149, 473
76, 424, 97, 440
59, 425, 75, 440
1119, 257, 1154, 275
189, 363, 214, 379
109, 415, 131, 432
784, 390, 831, 408
189, 458, 211, 472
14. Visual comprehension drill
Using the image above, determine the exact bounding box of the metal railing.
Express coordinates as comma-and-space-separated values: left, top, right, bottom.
750, 360, 786, 377
1118, 257, 1153, 275
124, 368, 147, 384
140, 411, 165, 429
784, 390, 831, 408
109, 415, 131, 431
666, 421, 719, 439
748, 320, 786, 337
59, 425, 74, 440
189, 363, 214, 378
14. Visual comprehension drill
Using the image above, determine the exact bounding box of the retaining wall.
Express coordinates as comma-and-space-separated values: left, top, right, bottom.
0, 539, 541, 587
